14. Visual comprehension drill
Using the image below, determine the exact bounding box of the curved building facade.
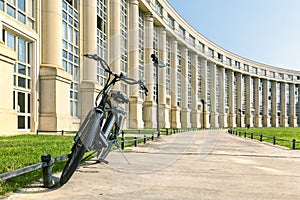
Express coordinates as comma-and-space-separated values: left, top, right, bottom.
0, 0, 300, 134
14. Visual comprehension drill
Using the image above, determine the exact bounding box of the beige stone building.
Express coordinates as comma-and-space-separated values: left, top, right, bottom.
1, 0, 300, 134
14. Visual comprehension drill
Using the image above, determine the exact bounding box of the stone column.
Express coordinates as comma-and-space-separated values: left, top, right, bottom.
201, 58, 209, 128
128, 0, 144, 128
289, 83, 297, 127
191, 54, 200, 128
280, 82, 288, 127
144, 13, 156, 128
262, 79, 270, 127
40, 0, 72, 131
109, 0, 121, 75
80, 0, 101, 122
158, 28, 170, 128
298, 85, 300, 126
209, 63, 218, 128
254, 77, 262, 127
245, 75, 253, 127
271, 81, 278, 127
170, 39, 181, 128
227, 70, 236, 127
236, 72, 244, 127
181, 48, 190, 128
219, 66, 227, 128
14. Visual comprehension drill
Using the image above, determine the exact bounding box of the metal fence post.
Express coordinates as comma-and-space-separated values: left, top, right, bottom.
144, 135, 146, 144
121, 137, 125, 150
273, 136, 276, 145
292, 139, 296, 150
134, 137, 138, 147
260, 134, 263, 142
41, 154, 53, 188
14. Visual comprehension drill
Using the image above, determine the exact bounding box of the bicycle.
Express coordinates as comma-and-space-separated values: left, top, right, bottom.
60, 54, 148, 185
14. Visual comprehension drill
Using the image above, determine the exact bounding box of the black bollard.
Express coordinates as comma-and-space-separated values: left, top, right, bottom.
41, 154, 53, 188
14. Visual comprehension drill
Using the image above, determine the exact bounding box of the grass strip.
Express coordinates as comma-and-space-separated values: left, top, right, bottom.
0, 134, 73, 197
234, 127, 300, 149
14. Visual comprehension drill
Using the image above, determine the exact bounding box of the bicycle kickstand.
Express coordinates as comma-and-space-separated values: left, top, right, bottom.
114, 141, 131, 165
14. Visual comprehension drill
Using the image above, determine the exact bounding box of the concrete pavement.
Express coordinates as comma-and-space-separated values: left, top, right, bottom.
6, 130, 300, 200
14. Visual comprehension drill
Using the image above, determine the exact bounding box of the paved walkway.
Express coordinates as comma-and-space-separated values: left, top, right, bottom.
6, 130, 300, 200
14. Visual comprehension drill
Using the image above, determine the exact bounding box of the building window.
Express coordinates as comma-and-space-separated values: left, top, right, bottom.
277, 83, 281, 111
270, 71, 275, 78
153, 26, 158, 102
187, 51, 192, 109
120, 0, 128, 74
177, 44, 182, 107
235, 61, 240, 69
250, 77, 255, 109
97, 0, 107, 86
225, 70, 229, 107
0, 0, 4, 11
189, 35, 195, 46
278, 73, 284, 79
206, 64, 211, 112
2, 0, 35, 29
198, 42, 204, 53
208, 48, 214, 58
166, 36, 171, 96
297, 76, 300, 81
4, 30, 32, 131
252, 67, 257, 74
287, 74, 293, 80
217, 53, 223, 62
62, 0, 79, 117
168, 14, 174, 28
261, 69, 266, 76
179, 26, 185, 38
197, 57, 201, 100
155, 0, 162, 16
226, 57, 231, 66
138, 10, 145, 98
244, 64, 249, 72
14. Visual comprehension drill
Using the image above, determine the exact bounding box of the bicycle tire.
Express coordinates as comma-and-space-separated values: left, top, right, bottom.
60, 140, 86, 185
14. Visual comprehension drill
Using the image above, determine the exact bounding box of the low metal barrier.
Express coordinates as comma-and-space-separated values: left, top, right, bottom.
228, 129, 299, 150
1, 128, 198, 188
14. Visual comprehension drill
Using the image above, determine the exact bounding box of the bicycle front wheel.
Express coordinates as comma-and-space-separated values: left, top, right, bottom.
60, 140, 86, 185
60, 109, 104, 185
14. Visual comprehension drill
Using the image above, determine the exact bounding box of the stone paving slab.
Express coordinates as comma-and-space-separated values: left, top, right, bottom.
5, 130, 300, 200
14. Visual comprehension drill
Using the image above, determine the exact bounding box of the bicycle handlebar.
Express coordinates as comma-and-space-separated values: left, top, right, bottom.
83, 54, 148, 96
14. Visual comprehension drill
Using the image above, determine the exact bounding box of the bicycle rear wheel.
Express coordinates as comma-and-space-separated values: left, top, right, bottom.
60, 140, 86, 185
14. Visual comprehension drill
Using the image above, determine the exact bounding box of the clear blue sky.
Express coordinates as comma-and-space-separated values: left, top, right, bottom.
167, 0, 300, 71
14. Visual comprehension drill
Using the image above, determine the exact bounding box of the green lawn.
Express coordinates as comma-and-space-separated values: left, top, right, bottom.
233, 127, 300, 149
0, 132, 158, 197
0, 134, 73, 197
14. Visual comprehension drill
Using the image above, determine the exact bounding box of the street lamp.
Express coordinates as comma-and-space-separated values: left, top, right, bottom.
200, 99, 206, 129
151, 54, 166, 137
